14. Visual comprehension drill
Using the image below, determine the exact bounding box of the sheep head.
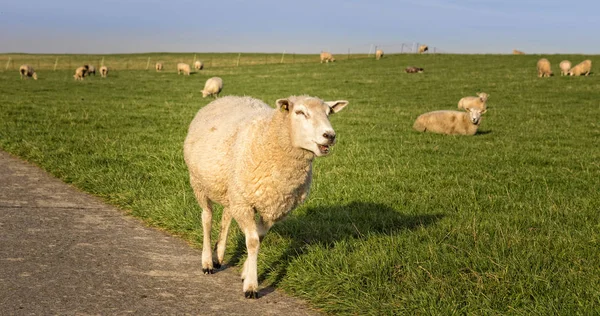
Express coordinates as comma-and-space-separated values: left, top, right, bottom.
466, 107, 486, 125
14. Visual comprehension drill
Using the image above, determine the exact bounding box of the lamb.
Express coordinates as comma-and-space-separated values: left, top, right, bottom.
537, 58, 552, 77
458, 92, 489, 111
155, 62, 163, 71
100, 66, 108, 78
568, 59, 592, 76
177, 63, 191, 75
201, 77, 223, 98
375, 49, 384, 60
405, 66, 424, 73
513, 49, 525, 55
19, 64, 37, 80
85, 65, 96, 76
413, 107, 487, 136
183, 95, 349, 298
320, 52, 335, 63
73, 66, 87, 80
194, 60, 204, 70
418, 45, 428, 54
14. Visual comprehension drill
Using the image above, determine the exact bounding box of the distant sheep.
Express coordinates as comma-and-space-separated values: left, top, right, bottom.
559, 60, 571, 76
513, 49, 525, 55
73, 66, 87, 80
201, 77, 223, 98
177, 63, 191, 75
19, 64, 37, 80
537, 58, 552, 77
85, 65, 96, 76
568, 60, 592, 76
405, 66, 424, 73
418, 45, 428, 54
413, 108, 487, 136
183, 95, 349, 298
375, 49, 384, 60
194, 60, 204, 70
320, 52, 335, 63
155, 63, 163, 71
458, 92, 489, 111
100, 66, 108, 78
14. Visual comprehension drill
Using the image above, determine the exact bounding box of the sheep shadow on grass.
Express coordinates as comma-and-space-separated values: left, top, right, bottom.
226, 201, 444, 296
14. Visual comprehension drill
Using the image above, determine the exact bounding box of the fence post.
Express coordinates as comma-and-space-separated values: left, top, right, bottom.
146, 57, 151, 70
5, 57, 11, 70
280, 50, 285, 64
348, 48, 350, 60
236, 53, 241, 67
54, 57, 58, 71
368, 44, 374, 57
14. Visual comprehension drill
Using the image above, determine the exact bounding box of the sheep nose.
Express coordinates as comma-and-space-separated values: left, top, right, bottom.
323, 132, 336, 142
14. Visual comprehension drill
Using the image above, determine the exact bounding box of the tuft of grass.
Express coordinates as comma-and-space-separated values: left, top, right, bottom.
1, 53, 599, 314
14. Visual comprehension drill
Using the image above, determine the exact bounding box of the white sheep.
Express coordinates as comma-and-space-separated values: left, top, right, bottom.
375, 49, 384, 60
413, 108, 487, 136
100, 66, 108, 78
568, 59, 592, 76
537, 58, 552, 77
183, 95, 349, 298
418, 45, 428, 54
155, 62, 163, 71
19, 64, 37, 80
86, 65, 96, 76
559, 60, 572, 76
320, 52, 335, 63
201, 77, 223, 98
512, 49, 525, 55
73, 66, 87, 80
194, 60, 204, 70
177, 63, 191, 75
458, 92, 489, 111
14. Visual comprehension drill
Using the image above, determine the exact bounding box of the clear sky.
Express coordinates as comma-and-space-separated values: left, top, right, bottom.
1, 0, 598, 54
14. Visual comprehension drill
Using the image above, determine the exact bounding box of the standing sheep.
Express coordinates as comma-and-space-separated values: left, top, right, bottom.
19, 64, 38, 80
73, 66, 87, 80
183, 95, 349, 298
512, 49, 525, 55
418, 45, 428, 54
320, 52, 335, 63
375, 49, 384, 60
85, 65, 96, 76
413, 107, 487, 136
177, 63, 191, 75
201, 77, 223, 98
559, 60, 572, 76
568, 60, 592, 76
155, 62, 163, 71
458, 92, 489, 111
194, 60, 204, 70
537, 58, 552, 77
100, 66, 108, 78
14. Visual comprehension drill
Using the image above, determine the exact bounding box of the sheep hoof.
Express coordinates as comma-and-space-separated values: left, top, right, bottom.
244, 291, 259, 299
202, 268, 214, 275
213, 262, 222, 269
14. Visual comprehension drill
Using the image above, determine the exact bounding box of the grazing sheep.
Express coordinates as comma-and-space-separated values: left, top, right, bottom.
375, 49, 384, 60
194, 60, 204, 70
155, 62, 163, 71
73, 66, 87, 80
458, 92, 489, 111
537, 58, 552, 77
418, 45, 428, 54
100, 66, 108, 78
201, 77, 223, 98
177, 63, 191, 75
413, 108, 487, 136
513, 49, 525, 55
559, 60, 571, 76
405, 66, 424, 73
19, 64, 37, 80
320, 52, 335, 63
85, 65, 96, 76
183, 95, 349, 298
568, 60, 592, 76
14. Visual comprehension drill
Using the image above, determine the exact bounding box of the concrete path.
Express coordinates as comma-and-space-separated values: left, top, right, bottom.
0, 150, 319, 315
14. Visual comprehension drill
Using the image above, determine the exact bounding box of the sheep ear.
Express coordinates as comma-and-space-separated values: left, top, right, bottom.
325, 100, 349, 113
276, 99, 292, 112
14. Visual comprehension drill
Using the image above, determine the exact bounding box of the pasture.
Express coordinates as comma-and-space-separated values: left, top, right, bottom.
1, 53, 599, 314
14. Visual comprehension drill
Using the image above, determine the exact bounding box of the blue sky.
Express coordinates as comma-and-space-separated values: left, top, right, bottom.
1, 0, 598, 54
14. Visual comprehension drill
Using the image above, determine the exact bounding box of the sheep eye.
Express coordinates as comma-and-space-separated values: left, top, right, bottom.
295, 110, 307, 117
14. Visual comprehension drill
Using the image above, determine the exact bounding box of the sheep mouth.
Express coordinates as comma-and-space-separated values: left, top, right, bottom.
317, 144, 331, 155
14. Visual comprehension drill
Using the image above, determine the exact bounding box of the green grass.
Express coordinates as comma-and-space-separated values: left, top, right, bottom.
1, 53, 599, 314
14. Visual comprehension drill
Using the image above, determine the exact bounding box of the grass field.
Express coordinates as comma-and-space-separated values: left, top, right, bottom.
1, 53, 599, 314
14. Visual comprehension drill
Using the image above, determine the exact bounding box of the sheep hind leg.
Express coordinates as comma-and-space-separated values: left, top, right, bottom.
213, 207, 232, 269
236, 209, 261, 299
192, 186, 215, 275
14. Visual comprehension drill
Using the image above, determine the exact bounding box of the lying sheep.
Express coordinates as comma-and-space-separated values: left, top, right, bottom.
183, 95, 349, 298
405, 66, 424, 73
100, 66, 108, 78
73, 66, 87, 80
375, 49, 384, 60
320, 52, 335, 63
177, 62, 191, 75
194, 60, 203, 70
19, 64, 37, 80
537, 58, 552, 77
418, 45, 428, 54
201, 77, 223, 98
155, 62, 163, 71
559, 60, 571, 76
458, 92, 489, 111
85, 65, 96, 76
513, 49, 525, 55
568, 60, 592, 76
413, 107, 487, 136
